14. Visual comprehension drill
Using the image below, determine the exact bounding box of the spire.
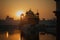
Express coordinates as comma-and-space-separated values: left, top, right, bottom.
29, 8, 31, 11
36, 9, 39, 15
29, 8, 33, 13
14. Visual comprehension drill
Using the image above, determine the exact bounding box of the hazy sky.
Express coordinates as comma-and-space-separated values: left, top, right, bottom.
0, 0, 56, 20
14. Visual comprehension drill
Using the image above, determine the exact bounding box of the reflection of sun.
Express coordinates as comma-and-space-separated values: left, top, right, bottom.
6, 32, 8, 38
16, 10, 24, 17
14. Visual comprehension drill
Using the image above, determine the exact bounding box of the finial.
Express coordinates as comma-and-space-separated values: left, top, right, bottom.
29, 8, 31, 11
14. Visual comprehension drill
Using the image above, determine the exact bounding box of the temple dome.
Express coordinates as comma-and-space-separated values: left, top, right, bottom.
26, 9, 34, 16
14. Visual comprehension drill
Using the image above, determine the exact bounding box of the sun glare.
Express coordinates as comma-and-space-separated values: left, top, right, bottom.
16, 10, 24, 17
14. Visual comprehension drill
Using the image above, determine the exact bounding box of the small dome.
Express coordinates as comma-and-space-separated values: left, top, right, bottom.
36, 12, 39, 15
36, 10, 39, 15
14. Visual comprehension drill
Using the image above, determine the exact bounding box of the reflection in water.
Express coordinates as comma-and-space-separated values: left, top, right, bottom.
0, 30, 21, 40
6, 32, 8, 38
19, 37, 20, 40
8, 30, 21, 40
0, 30, 56, 40
39, 33, 56, 40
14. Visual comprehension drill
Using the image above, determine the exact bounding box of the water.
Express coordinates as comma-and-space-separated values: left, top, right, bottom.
0, 30, 21, 40
39, 33, 56, 40
0, 30, 56, 40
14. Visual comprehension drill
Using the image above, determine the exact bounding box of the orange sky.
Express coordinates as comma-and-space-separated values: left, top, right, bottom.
0, 0, 56, 20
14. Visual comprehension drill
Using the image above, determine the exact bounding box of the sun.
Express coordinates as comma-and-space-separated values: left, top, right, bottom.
16, 10, 24, 17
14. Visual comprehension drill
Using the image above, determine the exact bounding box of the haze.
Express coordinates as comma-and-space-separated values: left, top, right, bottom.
0, 0, 56, 20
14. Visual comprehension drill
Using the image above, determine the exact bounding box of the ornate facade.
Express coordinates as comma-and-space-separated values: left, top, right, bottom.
20, 9, 39, 27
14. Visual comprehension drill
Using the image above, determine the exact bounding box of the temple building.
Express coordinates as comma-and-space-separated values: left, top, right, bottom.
20, 9, 40, 40
20, 9, 39, 27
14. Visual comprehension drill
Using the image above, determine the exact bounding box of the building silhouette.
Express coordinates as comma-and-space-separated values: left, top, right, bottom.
20, 9, 39, 40
20, 9, 56, 40
53, 0, 60, 40
19, 9, 39, 27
